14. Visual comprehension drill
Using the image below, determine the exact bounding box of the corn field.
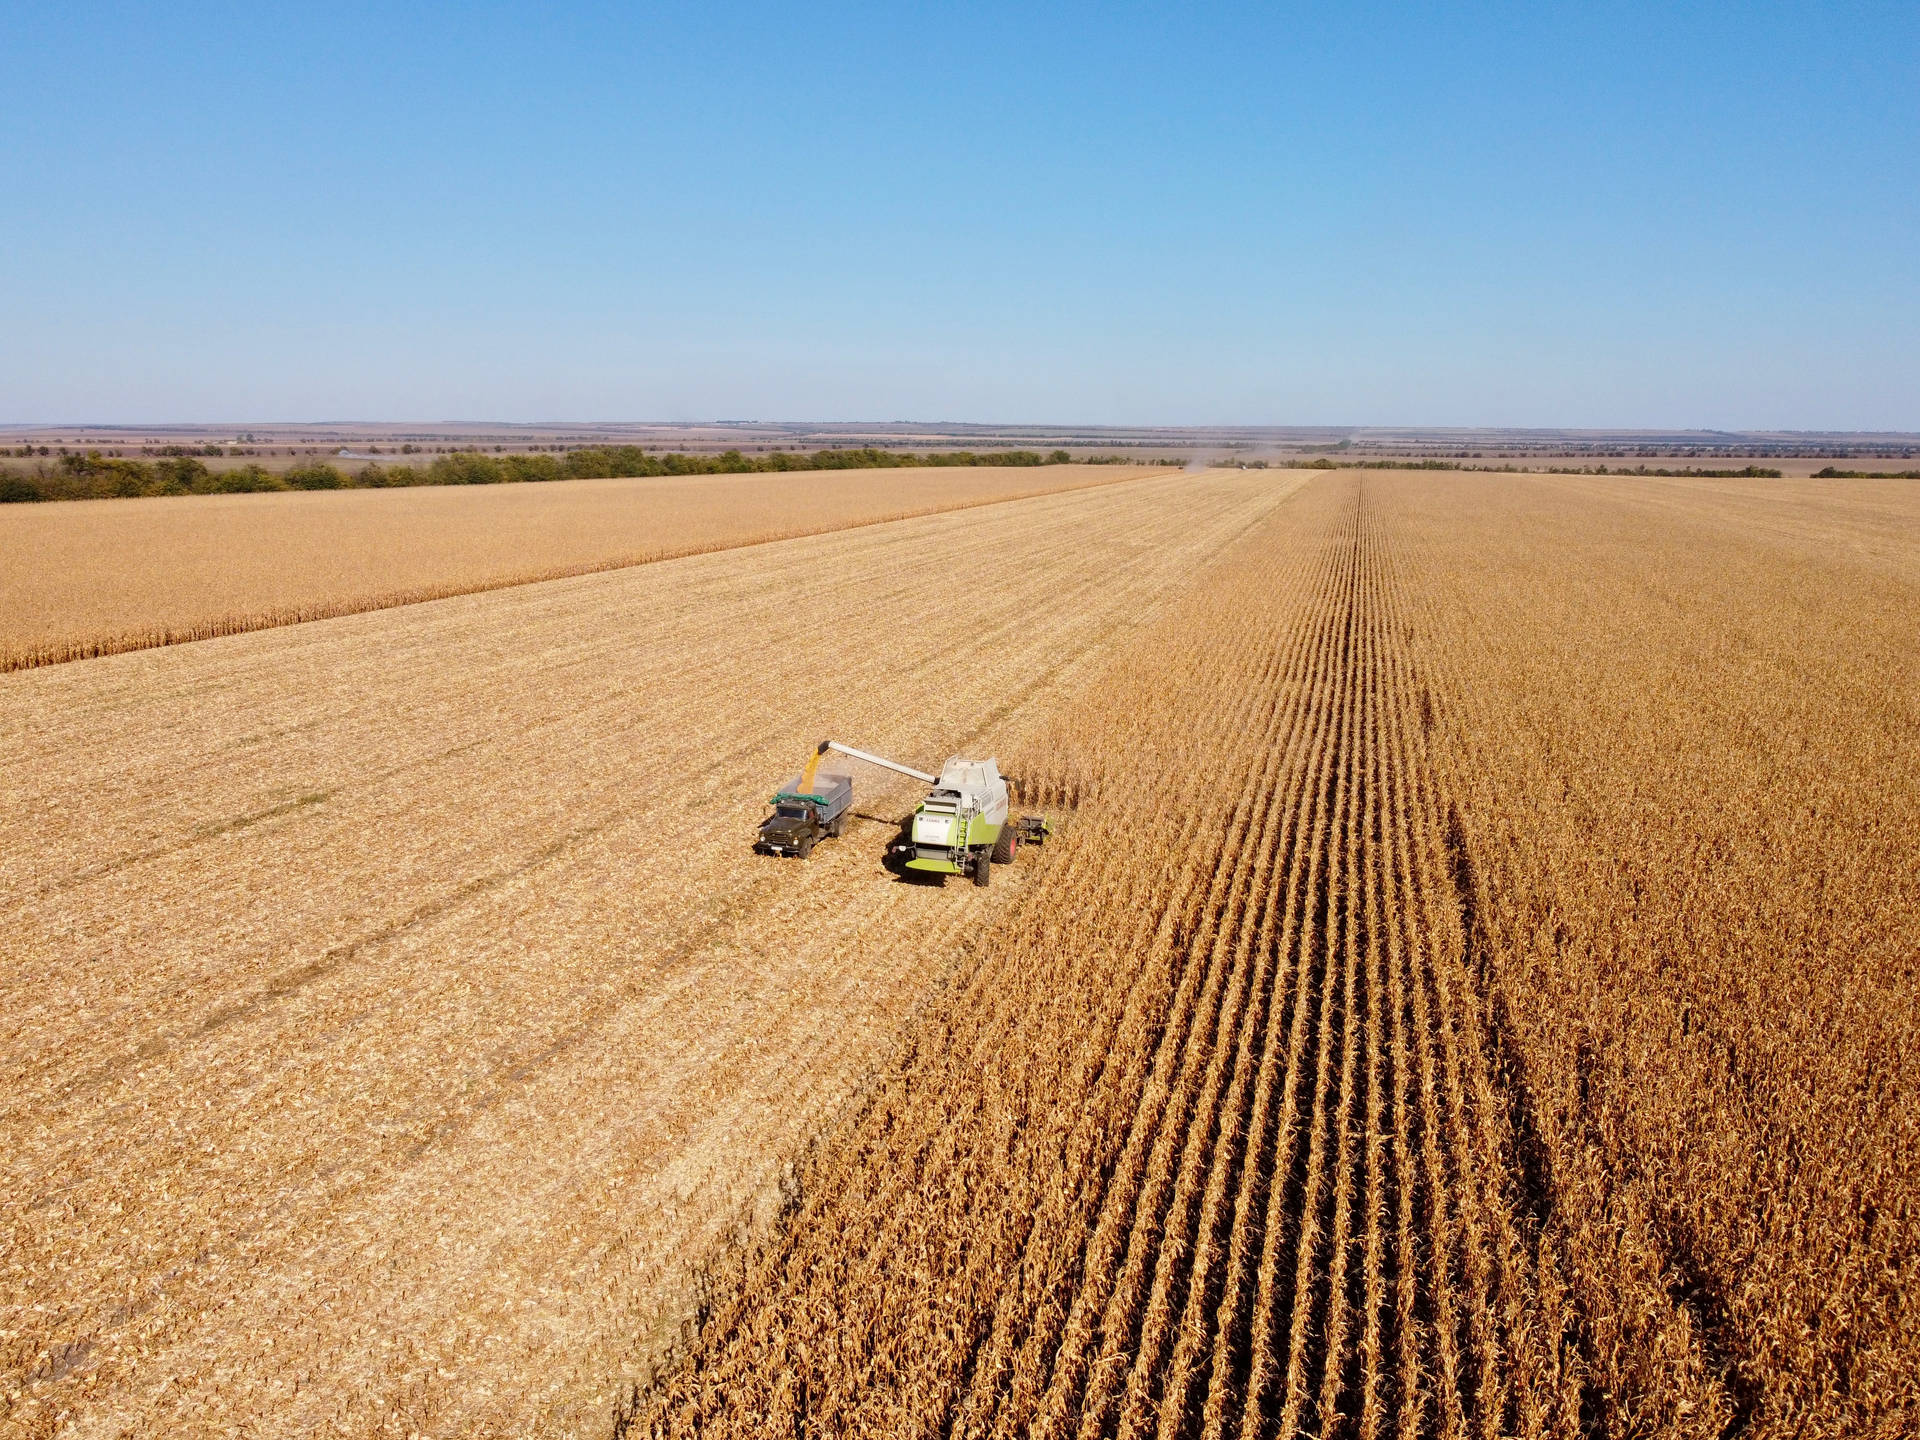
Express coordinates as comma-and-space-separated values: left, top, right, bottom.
0, 470, 1288, 1438
623, 471, 1919, 1439
5, 467, 1914, 1437
0, 463, 1155, 673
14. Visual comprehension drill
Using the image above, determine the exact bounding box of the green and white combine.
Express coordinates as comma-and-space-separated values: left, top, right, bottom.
773, 740, 1050, 885
897, 756, 1010, 882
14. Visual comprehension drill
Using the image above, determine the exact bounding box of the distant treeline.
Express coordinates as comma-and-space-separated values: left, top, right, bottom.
1293, 458, 1787, 479
1811, 466, 1920, 479
0, 445, 1087, 503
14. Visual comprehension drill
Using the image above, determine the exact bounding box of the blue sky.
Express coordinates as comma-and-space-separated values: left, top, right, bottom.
1, 2, 1914, 427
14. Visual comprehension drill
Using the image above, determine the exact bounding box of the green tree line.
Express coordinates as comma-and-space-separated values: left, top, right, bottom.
1292, 457, 1785, 478
0, 445, 1078, 503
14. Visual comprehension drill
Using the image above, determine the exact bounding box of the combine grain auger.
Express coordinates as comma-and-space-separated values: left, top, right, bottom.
756, 739, 1051, 883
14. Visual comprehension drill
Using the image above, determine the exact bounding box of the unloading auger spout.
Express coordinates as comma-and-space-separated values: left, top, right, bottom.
754, 741, 941, 861
799, 740, 937, 792
758, 739, 1051, 881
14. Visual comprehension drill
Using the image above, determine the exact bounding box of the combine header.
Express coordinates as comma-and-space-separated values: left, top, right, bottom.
757, 739, 1050, 884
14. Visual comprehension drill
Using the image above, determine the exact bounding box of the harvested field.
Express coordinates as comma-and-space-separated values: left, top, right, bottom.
0, 463, 1161, 672
10, 467, 1918, 1439
625, 472, 1920, 1440
623, 473, 1556, 1437
0, 469, 1298, 1437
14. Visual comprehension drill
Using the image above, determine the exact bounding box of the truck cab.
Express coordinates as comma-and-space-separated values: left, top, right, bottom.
755, 771, 853, 858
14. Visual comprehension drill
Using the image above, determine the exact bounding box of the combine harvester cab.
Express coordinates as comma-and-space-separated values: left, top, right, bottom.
755, 771, 853, 859
900, 757, 1009, 887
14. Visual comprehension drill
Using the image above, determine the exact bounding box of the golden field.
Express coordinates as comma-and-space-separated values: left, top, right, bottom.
5, 469, 1916, 1439
625, 472, 1920, 1440
0, 469, 1294, 1437
0, 463, 1160, 672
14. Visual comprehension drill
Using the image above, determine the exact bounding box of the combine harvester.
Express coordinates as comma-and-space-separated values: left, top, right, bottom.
756, 739, 1049, 885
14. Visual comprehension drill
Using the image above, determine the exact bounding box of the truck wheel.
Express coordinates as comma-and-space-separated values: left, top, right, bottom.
831, 813, 847, 838
991, 828, 1015, 864
973, 850, 991, 887
798, 833, 815, 859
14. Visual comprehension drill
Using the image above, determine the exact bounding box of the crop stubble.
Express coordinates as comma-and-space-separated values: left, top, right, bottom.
625, 471, 1919, 1438
624, 474, 1555, 1438
0, 469, 1295, 1438
0, 463, 1163, 673
8, 467, 1912, 1438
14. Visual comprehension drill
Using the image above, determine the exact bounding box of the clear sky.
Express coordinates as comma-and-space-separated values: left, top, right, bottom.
2, 1, 1914, 428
